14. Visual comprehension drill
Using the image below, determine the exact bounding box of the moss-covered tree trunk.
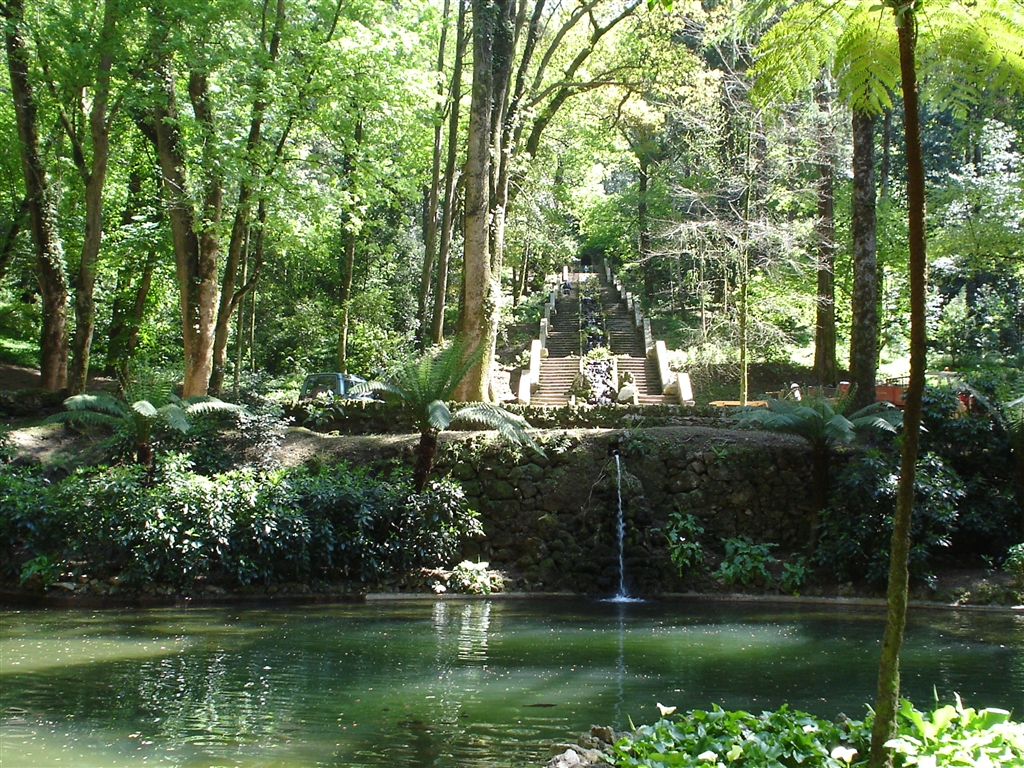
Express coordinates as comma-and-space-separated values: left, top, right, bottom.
6, 0, 69, 391
869, 9, 927, 767
849, 110, 879, 412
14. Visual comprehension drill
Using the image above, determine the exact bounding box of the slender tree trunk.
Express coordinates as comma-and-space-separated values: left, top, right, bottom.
813, 88, 837, 387
5, 0, 68, 391
639, 153, 653, 303
455, 0, 512, 402
849, 110, 879, 411
417, 0, 452, 341
880, 107, 892, 200
869, 11, 927, 768
208, 0, 284, 396
337, 227, 357, 373
337, 119, 362, 374
430, 1, 467, 346
233, 232, 249, 395
67, 2, 115, 395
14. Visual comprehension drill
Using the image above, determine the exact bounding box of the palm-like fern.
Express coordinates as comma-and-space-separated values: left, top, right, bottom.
750, 0, 1024, 116
45, 376, 244, 466
353, 339, 542, 491
733, 396, 902, 547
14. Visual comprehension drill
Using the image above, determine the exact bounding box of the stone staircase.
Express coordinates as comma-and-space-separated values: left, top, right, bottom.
528, 272, 673, 407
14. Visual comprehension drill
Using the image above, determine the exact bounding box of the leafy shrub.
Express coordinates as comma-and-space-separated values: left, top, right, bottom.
781, 556, 809, 594
612, 698, 1024, 768
817, 450, 966, 584
613, 704, 865, 768
448, 560, 501, 594
886, 697, 1024, 768
0, 466, 57, 577
715, 537, 777, 587
918, 382, 1018, 555
0, 427, 15, 462
1, 458, 479, 589
1005, 543, 1024, 587
665, 512, 705, 575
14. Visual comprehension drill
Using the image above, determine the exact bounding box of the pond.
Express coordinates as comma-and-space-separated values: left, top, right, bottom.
2, 598, 1022, 767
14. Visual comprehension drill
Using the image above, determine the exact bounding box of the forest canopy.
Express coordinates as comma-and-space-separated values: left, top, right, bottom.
1, 0, 1022, 400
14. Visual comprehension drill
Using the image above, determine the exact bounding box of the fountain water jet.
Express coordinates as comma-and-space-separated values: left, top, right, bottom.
606, 452, 642, 603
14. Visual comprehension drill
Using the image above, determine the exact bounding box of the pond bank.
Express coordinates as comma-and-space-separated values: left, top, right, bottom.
4, 587, 1021, 612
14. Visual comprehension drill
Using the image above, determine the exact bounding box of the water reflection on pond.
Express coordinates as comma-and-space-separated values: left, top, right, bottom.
1, 599, 1022, 767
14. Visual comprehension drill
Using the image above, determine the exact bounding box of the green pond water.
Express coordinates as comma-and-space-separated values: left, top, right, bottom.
1, 598, 1022, 767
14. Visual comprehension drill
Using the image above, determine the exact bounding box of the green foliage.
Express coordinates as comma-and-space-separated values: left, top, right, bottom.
613, 699, 1024, 768
816, 450, 967, 584
781, 556, 809, 594
613, 703, 866, 768
43, 377, 246, 466
619, 428, 654, 458
665, 512, 705, 575
715, 537, 777, 587
886, 696, 1024, 767
0, 467, 56, 578
19, 553, 59, 587
732, 397, 902, 452
0, 427, 14, 463
0, 459, 479, 589
447, 560, 501, 595
1005, 544, 1024, 587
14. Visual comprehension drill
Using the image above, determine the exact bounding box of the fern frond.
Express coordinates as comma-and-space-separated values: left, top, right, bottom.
751, 1, 851, 106
451, 403, 544, 456
63, 393, 129, 418
132, 400, 159, 419
158, 404, 191, 434
427, 399, 453, 432
43, 409, 121, 429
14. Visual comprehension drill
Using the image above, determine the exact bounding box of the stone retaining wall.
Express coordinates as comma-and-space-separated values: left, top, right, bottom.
431, 427, 814, 596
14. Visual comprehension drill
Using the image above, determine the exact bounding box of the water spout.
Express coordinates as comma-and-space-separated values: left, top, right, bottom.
607, 453, 642, 603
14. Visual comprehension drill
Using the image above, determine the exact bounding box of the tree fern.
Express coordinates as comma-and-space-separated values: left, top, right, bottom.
354, 338, 542, 490
45, 389, 244, 466
750, 0, 1024, 116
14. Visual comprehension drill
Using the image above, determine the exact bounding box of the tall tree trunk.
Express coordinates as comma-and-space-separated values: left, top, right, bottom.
430, 0, 468, 346
208, 0, 285, 396
869, 11, 927, 768
639, 153, 653, 303
417, 0, 452, 342
813, 88, 837, 387
849, 110, 879, 411
337, 227, 357, 373
151, 61, 220, 397
67, 0, 116, 394
5, 0, 68, 391
880, 107, 892, 200
233, 229, 250, 395
454, 0, 513, 402
337, 119, 362, 374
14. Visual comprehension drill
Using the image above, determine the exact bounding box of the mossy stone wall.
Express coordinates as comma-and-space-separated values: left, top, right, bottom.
430, 428, 814, 595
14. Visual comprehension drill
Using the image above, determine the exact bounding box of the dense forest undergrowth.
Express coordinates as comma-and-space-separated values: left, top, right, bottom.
2, 362, 1021, 608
